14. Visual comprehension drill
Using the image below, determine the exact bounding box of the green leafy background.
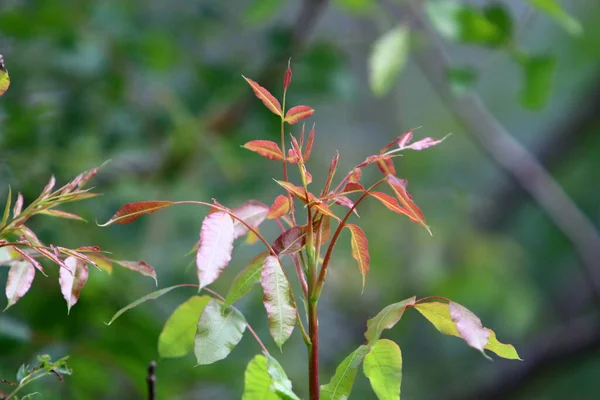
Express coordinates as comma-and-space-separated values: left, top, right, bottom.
1, 0, 599, 398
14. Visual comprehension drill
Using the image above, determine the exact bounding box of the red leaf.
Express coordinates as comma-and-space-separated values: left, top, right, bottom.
100, 201, 174, 225
243, 140, 285, 161
267, 195, 291, 219
333, 195, 359, 216
275, 181, 309, 202
348, 168, 362, 183
284, 105, 314, 125
303, 125, 315, 161
59, 256, 89, 313
322, 152, 339, 195
196, 212, 235, 288
357, 154, 394, 170
113, 260, 158, 284
346, 224, 370, 291
369, 192, 406, 215
230, 200, 269, 239
319, 215, 331, 245
272, 226, 306, 255
243, 76, 282, 116
4, 260, 35, 310
283, 61, 292, 90
386, 175, 431, 234
303, 168, 313, 185
380, 130, 414, 153
376, 157, 396, 175
342, 182, 365, 194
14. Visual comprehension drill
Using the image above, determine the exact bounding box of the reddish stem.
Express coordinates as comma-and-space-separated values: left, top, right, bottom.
308, 300, 319, 400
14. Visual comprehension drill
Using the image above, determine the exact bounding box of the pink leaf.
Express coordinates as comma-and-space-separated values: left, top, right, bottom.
243, 140, 284, 161
449, 301, 491, 356
333, 195, 359, 216
283, 60, 292, 90
267, 195, 291, 219
100, 201, 174, 225
13, 193, 23, 216
59, 256, 89, 313
272, 226, 307, 255
12, 246, 46, 276
243, 76, 283, 116
4, 260, 35, 310
41, 176, 56, 197
404, 135, 448, 151
38, 209, 86, 221
380, 130, 414, 153
196, 212, 235, 288
113, 260, 158, 285
231, 200, 269, 239
284, 105, 314, 125
261, 256, 296, 348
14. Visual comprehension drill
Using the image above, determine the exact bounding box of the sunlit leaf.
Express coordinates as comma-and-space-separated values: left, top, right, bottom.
243, 140, 285, 161
369, 25, 410, 96
158, 295, 211, 358
346, 224, 370, 291
386, 175, 431, 234
261, 256, 296, 349
243, 76, 283, 116
285, 105, 314, 125
267, 195, 291, 219
106, 284, 190, 325
363, 339, 402, 400
4, 261, 35, 310
194, 299, 246, 365
0, 55, 10, 96
272, 226, 306, 255
527, 0, 582, 36
365, 296, 416, 344
517, 54, 556, 110
266, 355, 301, 400
196, 211, 235, 288
243, 355, 279, 400
414, 301, 521, 360
88, 254, 113, 274
231, 200, 269, 239
320, 345, 370, 400
58, 256, 89, 313
113, 260, 157, 285
224, 252, 269, 308
99, 201, 174, 226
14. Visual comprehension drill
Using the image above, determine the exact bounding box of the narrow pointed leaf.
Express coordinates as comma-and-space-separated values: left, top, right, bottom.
40, 176, 56, 197
59, 257, 89, 313
12, 247, 45, 276
414, 301, 521, 360
380, 130, 414, 154
2, 186, 11, 226
0, 55, 9, 96
4, 261, 35, 310
194, 299, 246, 365
243, 140, 285, 161
225, 251, 269, 308
106, 284, 190, 325
368, 192, 406, 215
113, 260, 157, 285
527, 0, 582, 36
363, 339, 402, 400
346, 224, 370, 290
158, 295, 211, 358
376, 158, 396, 175
267, 195, 291, 219
196, 211, 235, 288
365, 296, 416, 344
261, 256, 296, 349
266, 355, 301, 400
348, 168, 362, 184
386, 175, 431, 234
13, 193, 23, 217
243, 76, 283, 116
275, 181, 309, 202
100, 201, 174, 225
369, 25, 410, 96
322, 152, 339, 195
333, 195, 358, 216
303, 125, 315, 161
37, 209, 86, 222
404, 135, 449, 151
283, 61, 292, 90
284, 105, 314, 125
272, 226, 306, 255
88, 254, 113, 274
320, 345, 370, 400
243, 355, 279, 400
231, 200, 269, 239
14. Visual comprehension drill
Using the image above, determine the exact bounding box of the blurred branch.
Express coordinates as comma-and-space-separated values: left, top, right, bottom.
405, 2, 600, 300
474, 79, 600, 230
443, 314, 600, 400
147, 361, 156, 400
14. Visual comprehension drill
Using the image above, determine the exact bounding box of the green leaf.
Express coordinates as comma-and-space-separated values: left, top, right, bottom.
244, 0, 285, 26
16, 364, 29, 382
414, 301, 521, 360
363, 339, 402, 400
21, 393, 42, 400
106, 284, 191, 325
517, 54, 556, 110
365, 297, 416, 344
260, 256, 296, 349
369, 25, 410, 96
0, 55, 9, 96
425, 1, 510, 46
158, 295, 211, 358
527, 0, 582, 36
224, 251, 268, 308
321, 345, 370, 400
447, 67, 478, 96
265, 355, 301, 400
335, 0, 375, 14
194, 299, 246, 365
243, 355, 279, 400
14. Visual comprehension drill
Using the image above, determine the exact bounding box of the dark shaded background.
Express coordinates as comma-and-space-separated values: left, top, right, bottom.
1, 0, 600, 399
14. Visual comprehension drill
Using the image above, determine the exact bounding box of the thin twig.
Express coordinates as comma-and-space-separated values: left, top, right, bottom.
146, 361, 156, 400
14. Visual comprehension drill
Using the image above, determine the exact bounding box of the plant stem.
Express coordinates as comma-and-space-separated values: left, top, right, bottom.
308, 299, 319, 400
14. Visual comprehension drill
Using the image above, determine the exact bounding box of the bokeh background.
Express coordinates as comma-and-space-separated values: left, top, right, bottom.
2, 0, 600, 399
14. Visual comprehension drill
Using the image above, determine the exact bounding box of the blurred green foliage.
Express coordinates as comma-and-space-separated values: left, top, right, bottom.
2, 0, 600, 399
